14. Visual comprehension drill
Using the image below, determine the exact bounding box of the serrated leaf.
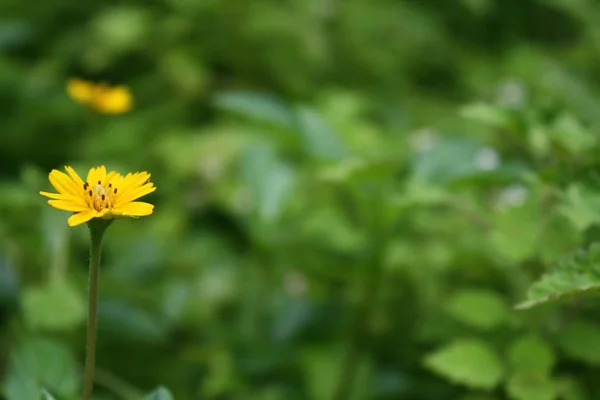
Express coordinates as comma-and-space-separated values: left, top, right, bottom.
506, 373, 557, 400
142, 386, 173, 400
445, 289, 509, 330
22, 278, 85, 332
423, 339, 503, 390
557, 321, 600, 365
508, 335, 555, 374
516, 243, 600, 309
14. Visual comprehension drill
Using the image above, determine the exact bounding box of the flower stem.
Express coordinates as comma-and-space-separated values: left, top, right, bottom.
83, 221, 109, 400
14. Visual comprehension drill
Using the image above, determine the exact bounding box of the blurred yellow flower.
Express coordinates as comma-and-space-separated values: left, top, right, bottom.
40, 166, 155, 226
66, 78, 133, 114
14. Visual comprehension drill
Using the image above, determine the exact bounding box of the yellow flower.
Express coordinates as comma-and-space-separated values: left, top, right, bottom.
66, 78, 133, 114
40, 166, 155, 227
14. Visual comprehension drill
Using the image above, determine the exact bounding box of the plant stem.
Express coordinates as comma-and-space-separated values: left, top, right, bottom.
83, 222, 107, 400
331, 250, 383, 400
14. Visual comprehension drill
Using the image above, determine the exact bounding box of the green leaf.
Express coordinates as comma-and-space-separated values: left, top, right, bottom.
22, 278, 86, 332
445, 289, 509, 330
300, 206, 366, 253
301, 346, 371, 400
549, 113, 596, 155
460, 0, 494, 15
2, 338, 78, 400
557, 321, 600, 365
214, 91, 295, 130
142, 386, 174, 400
40, 389, 57, 400
508, 335, 555, 374
98, 299, 167, 343
412, 138, 498, 185
558, 184, 600, 231
515, 243, 600, 309
490, 198, 540, 262
423, 339, 503, 390
506, 373, 557, 400
460, 102, 513, 129
92, 7, 150, 52
240, 141, 295, 223
527, 126, 551, 158
294, 106, 346, 161
555, 376, 588, 400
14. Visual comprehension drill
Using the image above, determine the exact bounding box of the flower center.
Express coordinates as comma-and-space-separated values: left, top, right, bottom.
83, 181, 118, 211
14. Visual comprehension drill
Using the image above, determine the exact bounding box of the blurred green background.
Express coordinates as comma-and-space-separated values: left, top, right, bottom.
4, 0, 600, 399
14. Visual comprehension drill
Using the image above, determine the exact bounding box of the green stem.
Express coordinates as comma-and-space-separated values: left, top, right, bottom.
332, 188, 388, 400
83, 221, 109, 400
331, 253, 382, 400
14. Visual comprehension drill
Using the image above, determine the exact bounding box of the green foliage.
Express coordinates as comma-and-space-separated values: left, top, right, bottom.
506, 374, 556, 400
22, 278, 85, 332
445, 289, 510, 330
508, 335, 555, 375
41, 390, 57, 400
424, 339, 504, 390
506, 335, 558, 400
2, 338, 79, 400
557, 321, 600, 365
517, 244, 600, 309
4, 0, 600, 399
143, 387, 174, 400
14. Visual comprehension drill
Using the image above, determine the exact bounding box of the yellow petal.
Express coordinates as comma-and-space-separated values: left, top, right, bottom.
116, 184, 156, 204
120, 172, 150, 190
68, 210, 96, 227
97, 165, 107, 184
49, 170, 79, 196
112, 201, 154, 217
64, 166, 85, 187
40, 191, 85, 203
91, 86, 133, 114
66, 78, 94, 104
48, 200, 90, 212
87, 166, 107, 186
105, 171, 118, 186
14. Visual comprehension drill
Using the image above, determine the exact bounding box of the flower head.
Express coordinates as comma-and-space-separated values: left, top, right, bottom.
67, 78, 133, 114
40, 166, 155, 226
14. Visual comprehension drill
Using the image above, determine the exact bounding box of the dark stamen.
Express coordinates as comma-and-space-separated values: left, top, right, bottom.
98, 180, 101, 184
88, 190, 92, 196
114, 188, 118, 194
83, 182, 88, 189
101, 194, 105, 201
108, 183, 112, 188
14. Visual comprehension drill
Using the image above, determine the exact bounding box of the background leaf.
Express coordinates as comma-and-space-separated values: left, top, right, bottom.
22, 278, 85, 332
423, 339, 504, 390
142, 386, 174, 400
2, 338, 78, 400
445, 289, 510, 330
